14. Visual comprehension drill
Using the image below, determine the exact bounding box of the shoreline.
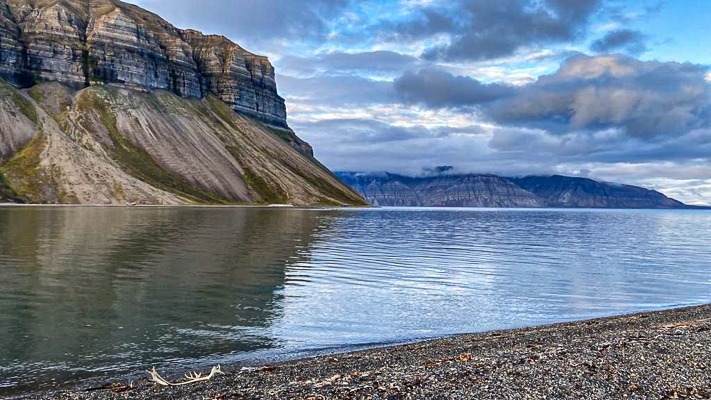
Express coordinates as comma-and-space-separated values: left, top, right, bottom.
0, 203, 370, 210
0, 203, 709, 210
9, 304, 710, 399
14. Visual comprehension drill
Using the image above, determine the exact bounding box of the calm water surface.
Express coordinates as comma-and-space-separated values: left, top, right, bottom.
0, 207, 710, 391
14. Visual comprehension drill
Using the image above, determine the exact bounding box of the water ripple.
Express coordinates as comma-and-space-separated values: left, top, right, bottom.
0, 207, 709, 392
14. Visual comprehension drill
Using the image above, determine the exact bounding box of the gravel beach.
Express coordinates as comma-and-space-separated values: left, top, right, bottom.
10, 304, 711, 400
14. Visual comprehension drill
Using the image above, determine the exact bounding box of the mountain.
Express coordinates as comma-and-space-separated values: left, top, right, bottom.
0, 0, 364, 206
510, 176, 684, 209
337, 172, 688, 209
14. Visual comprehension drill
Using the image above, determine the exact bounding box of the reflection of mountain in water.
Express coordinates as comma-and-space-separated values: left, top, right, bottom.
0, 207, 326, 389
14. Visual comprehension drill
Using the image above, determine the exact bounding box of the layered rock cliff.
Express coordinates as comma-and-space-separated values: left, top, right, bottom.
337, 172, 543, 208
337, 172, 687, 209
0, 0, 288, 129
511, 176, 685, 209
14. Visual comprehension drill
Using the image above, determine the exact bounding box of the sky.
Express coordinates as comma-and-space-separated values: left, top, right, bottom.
129, 0, 710, 205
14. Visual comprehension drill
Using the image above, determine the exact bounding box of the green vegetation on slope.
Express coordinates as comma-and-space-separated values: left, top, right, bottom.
266, 126, 304, 149
223, 145, 287, 204
205, 95, 242, 131
28, 86, 43, 104
205, 95, 366, 206
0, 133, 64, 203
76, 89, 231, 204
0, 170, 21, 202
1, 133, 44, 202
0, 80, 38, 125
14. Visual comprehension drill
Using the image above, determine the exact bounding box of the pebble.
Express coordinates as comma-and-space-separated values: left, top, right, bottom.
9, 305, 711, 400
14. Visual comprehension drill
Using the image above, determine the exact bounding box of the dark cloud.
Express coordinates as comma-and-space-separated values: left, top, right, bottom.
383, 8, 458, 40
130, 0, 349, 47
487, 127, 711, 165
423, 166, 455, 176
388, 0, 601, 62
487, 55, 710, 138
394, 69, 515, 108
591, 29, 648, 55
394, 55, 710, 139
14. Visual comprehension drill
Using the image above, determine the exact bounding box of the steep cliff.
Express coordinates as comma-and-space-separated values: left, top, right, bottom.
0, 0, 288, 129
0, 80, 364, 205
338, 172, 687, 209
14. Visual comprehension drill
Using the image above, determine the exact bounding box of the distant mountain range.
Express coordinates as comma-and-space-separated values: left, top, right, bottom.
336, 172, 694, 209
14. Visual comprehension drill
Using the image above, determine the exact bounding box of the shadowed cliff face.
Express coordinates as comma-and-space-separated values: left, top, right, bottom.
0, 80, 365, 205
0, 0, 288, 129
337, 172, 687, 209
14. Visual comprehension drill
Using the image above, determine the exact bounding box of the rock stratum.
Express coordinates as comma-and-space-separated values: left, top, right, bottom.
337, 172, 688, 209
0, 0, 288, 128
0, 0, 365, 206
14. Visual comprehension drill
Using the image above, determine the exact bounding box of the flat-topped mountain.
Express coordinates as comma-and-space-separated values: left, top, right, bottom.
0, 0, 365, 205
337, 172, 688, 209
0, 0, 287, 128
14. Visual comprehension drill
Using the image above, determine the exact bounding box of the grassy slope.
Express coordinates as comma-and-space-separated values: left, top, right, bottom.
75, 90, 231, 204
204, 95, 366, 206
0, 170, 22, 202
0, 81, 365, 205
0, 80, 40, 203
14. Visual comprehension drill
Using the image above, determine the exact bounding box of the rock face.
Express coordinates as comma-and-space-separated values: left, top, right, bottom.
337, 172, 543, 208
337, 172, 687, 209
511, 175, 685, 209
0, 0, 288, 129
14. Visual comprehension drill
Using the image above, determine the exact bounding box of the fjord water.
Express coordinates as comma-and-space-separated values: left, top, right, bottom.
1, 207, 710, 391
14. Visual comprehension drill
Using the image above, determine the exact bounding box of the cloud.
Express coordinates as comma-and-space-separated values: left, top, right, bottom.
604, 0, 665, 24
487, 55, 710, 138
278, 74, 395, 106
129, 0, 350, 48
278, 51, 420, 77
423, 165, 455, 176
388, 0, 601, 62
488, 126, 711, 164
590, 29, 648, 55
394, 68, 515, 108
390, 55, 710, 139
293, 119, 433, 144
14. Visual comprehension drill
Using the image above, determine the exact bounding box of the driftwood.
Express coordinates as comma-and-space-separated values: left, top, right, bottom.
148, 365, 224, 386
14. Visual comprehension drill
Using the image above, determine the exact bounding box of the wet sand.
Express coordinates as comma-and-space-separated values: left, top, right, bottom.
10, 304, 711, 399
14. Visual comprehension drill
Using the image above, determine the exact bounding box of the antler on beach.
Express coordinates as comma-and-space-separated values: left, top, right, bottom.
148, 365, 224, 386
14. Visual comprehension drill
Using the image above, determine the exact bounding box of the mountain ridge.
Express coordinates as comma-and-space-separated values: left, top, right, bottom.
337, 172, 692, 209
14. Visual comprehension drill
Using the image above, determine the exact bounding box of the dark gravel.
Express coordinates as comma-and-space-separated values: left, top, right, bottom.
9, 305, 711, 399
